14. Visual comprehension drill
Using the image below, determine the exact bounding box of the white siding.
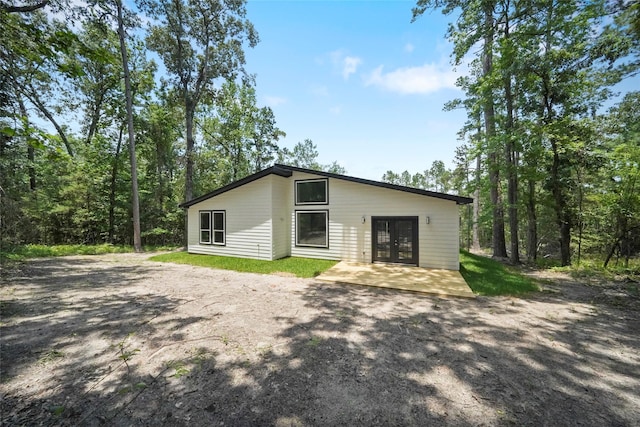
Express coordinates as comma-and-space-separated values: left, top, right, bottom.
271, 175, 292, 259
187, 177, 274, 260
186, 169, 462, 270
288, 171, 461, 270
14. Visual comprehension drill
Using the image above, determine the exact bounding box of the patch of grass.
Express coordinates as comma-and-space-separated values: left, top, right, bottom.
460, 251, 539, 296
149, 252, 338, 279
166, 360, 190, 378
39, 349, 65, 365
0, 243, 181, 263
551, 258, 640, 281
50, 405, 66, 416
306, 336, 323, 347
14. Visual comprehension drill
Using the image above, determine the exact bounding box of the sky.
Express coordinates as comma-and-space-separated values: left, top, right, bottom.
242, 1, 467, 181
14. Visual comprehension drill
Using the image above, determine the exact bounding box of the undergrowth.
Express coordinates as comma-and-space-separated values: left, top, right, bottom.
0, 243, 180, 265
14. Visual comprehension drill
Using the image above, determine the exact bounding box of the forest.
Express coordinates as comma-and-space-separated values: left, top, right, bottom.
1, 0, 639, 267
0, 0, 344, 252
385, 0, 640, 267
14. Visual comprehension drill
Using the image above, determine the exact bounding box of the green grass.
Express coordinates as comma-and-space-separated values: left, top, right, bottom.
149, 252, 338, 278
0, 243, 180, 263
550, 258, 640, 280
460, 251, 539, 296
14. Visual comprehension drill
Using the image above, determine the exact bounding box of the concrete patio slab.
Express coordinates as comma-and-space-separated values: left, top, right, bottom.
316, 261, 475, 298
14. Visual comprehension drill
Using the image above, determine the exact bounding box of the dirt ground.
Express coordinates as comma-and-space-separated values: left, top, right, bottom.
1, 254, 639, 426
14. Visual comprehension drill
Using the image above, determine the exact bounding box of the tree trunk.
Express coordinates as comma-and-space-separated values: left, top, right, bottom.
17, 97, 36, 191
550, 140, 571, 266
508, 147, 519, 262
185, 99, 195, 202
108, 127, 123, 243
23, 85, 74, 157
502, 32, 519, 263
526, 179, 537, 262
482, 1, 507, 259
472, 152, 481, 251
85, 89, 106, 145
116, 0, 142, 253
156, 140, 165, 213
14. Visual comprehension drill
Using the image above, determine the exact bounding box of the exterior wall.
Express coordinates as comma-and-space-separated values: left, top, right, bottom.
186, 169, 462, 270
288, 171, 461, 270
187, 177, 274, 260
271, 175, 292, 259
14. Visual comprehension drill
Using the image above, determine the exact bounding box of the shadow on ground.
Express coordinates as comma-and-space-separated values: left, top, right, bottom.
1, 256, 639, 426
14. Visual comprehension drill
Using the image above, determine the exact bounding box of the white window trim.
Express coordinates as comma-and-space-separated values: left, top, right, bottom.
295, 178, 328, 205
295, 210, 329, 248
212, 211, 226, 246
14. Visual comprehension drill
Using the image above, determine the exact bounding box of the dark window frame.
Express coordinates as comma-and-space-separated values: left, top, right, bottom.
295, 178, 329, 205
199, 211, 211, 244
295, 210, 329, 248
199, 210, 226, 246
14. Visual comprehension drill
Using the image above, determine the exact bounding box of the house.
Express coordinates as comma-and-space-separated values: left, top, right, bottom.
179, 164, 472, 270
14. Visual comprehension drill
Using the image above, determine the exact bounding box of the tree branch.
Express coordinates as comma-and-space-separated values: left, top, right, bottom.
1, 0, 49, 13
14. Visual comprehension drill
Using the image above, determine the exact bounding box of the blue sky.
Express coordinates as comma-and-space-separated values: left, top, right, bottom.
243, 1, 467, 180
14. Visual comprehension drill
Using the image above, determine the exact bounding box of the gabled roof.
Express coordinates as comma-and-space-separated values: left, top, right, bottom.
179, 164, 473, 208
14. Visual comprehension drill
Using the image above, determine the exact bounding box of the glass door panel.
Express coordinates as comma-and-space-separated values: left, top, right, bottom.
372, 217, 418, 264
374, 219, 391, 261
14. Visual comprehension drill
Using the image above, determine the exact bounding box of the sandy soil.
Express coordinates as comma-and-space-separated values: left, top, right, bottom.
1, 253, 639, 426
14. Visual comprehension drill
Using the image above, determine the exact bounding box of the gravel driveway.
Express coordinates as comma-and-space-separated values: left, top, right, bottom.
1, 253, 639, 426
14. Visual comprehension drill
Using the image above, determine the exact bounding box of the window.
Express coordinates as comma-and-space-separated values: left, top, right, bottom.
296, 210, 328, 248
200, 211, 211, 244
295, 179, 328, 205
212, 211, 225, 245
199, 210, 225, 245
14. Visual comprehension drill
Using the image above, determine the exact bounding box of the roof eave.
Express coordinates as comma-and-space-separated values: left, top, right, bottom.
180, 163, 473, 208
178, 166, 293, 208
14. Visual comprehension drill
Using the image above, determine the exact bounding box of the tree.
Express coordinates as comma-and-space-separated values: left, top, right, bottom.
382, 170, 400, 185
141, 0, 259, 202
520, 0, 634, 265
413, 0, 507, 259
413, 0, 638, 266
278, 139, 346, 174
137, 96, 184, 245
115, 0, 142, 252
198, 81, 284, 187
1, 10, 80, 157
597, 92, 640, 268
251, 106, 284, 170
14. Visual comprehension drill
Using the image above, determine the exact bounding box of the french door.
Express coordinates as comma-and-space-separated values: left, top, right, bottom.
372, 217, 418, 265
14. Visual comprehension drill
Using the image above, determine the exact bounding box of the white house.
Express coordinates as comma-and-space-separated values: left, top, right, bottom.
179, 164, 472, 270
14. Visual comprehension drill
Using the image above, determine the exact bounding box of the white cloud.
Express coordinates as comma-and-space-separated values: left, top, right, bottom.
363, 63, 458, 95
342, 56, 362, 80
329, 50, 362, 80
264, 96, 287, 107
329, 105, 342, 115
404, 43, 415, 53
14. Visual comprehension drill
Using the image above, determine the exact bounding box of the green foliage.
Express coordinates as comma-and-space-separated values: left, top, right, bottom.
0, 244, 179, 263
459, 251, 539, 296
412, 0, 639, 265
166, 360, 190, 378
551, 257, 640, 280
380, 159, 455, 193
278, 139, 347, 174
149, 252, 338, 278
197, 81, 284, 191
